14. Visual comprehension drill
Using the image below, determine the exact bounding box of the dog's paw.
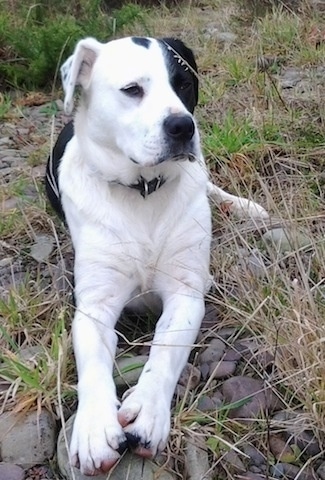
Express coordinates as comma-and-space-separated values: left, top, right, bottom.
70, 405, 127, 476
118, 386, 170, 458
221, 198, 269, 220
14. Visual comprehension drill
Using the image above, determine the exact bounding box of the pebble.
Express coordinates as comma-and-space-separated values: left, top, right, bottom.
242, 444, 266, 467
208, 360, 237, 379
272, 463, 317, 480
199, 338, 226, 364
272, 410, 321, 456
269, 435, 296, 462
184, 436, 212, 480
57, 414, 175, 480
317, 461, 325, 480
0, 463, 25, 480
262, 227, 311, 253
222, 449, 246, 472
113, 354, 148, 389
223, 348, 242, 361
178, 363, 201, 389
30, 234, 55, 262
222, 376, 281, 419
0, 409, 56, 467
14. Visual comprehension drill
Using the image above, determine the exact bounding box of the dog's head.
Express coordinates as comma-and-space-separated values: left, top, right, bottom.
61, 36, 200, 167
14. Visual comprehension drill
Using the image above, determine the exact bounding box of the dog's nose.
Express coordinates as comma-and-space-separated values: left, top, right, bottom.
163, 114, 195, 142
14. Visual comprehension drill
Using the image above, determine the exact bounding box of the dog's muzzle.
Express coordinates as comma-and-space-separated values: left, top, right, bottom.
163, 114, 195, 143
160, 113, 197, 163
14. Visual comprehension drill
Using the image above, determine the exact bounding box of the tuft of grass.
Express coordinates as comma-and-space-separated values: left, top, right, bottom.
0, 1, 146, 89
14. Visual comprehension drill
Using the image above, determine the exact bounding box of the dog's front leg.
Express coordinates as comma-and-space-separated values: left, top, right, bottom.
70, 277, 136, 476
118, 291, 205, 457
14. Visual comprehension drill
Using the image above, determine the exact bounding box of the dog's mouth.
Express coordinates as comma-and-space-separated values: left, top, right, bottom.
130, 152, 197, 166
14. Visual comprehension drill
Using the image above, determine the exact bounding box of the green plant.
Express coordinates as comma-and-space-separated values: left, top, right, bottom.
0, 1, 146, 89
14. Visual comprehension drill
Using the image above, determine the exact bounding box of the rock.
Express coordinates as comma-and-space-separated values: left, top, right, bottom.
272, 411, 321, 456
178, 363, 201, 389
242, 444, 266, 467
208, 360, 236, 379
113, 355, 148, 388
57, 414, 175, 480
223, 348, 242, 361
197, 395, 216, 411
222, 376, 281, 419
215, 327, 237, 340
184, 436, 212, 480
262, 228, 312, 253
271, 463, 285, 478
222, 449, 246, 472
240, 473, 266, 480
0, 463, 25, 480
18, 345, 44, 366
272, 463, 317, 480
279, 68, 305, 89
30, 234, 55, 262
317, 461, 325, 480
0, 409, 56, 467
269, 435, 296, 463
237, 248, 267, 278
199, 339, 226, 364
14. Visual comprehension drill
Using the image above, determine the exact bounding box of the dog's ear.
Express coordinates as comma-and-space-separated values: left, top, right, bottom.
61, 37, 102, 114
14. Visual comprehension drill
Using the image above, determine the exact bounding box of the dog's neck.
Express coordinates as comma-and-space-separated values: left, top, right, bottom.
122, 175, 166, 198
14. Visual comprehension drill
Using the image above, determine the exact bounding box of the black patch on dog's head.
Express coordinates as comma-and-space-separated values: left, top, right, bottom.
159, 38, 198, 114
132, 36, 151, 49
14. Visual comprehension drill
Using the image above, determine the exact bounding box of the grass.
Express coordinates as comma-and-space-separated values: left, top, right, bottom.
1, 0, 325, 478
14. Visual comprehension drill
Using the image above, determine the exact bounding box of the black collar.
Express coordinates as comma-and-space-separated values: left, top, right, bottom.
127, 175, 166, 198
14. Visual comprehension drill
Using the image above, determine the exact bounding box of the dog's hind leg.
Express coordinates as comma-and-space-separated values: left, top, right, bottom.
207, 181, 269, 220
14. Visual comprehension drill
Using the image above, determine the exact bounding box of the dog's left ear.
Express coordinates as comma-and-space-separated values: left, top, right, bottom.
61, 37, 103, 114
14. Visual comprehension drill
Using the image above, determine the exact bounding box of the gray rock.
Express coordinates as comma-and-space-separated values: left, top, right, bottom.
271, 463, 285, 478
113, 355, 148, 388
262, 228, 312, 253
0, 409, 56, 467
208, 360, 236, 379
223, 348, 242, 361
199, 339, 226, 364
0, 463, 25, 480
197, 395, 216, 411
272, 410, 321, 456
222, 376, 281, 419
178, 363, 201, 389
237, 248, 267, 278
317, 461, 325, 480
57, 414, 175, 480
216, 32, 237, 43
241, 473, 266, 480
273, 463, 317, 480
222, 449, 246, 472
30, 234, 55, 262
184, 436, 212, 480
242, 444, 266, 467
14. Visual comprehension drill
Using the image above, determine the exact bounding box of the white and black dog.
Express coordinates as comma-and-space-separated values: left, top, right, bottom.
46, 36, 268, 476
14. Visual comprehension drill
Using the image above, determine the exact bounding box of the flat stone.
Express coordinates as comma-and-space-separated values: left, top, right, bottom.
262, 228, 312, 253
0, 409, 56, 467
178, 363, 201, 389
0, 463, 24, 480
199, 339, 226, 364
242, 445, 266, 467
184, 436, 212, 480
317, 461, 325, 480
113, 355, 148, 389
208, 360, 236, 379
222, 376, 282, 419
30, 234, 55, 262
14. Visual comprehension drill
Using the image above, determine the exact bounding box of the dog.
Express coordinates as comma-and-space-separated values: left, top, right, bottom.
45, 36, 268, 476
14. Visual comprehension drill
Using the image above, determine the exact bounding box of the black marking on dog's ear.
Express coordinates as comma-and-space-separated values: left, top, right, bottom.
159, 38, 198, 114
132, 37, 151, 49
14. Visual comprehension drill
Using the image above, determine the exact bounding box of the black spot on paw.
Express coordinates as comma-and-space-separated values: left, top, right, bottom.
117, 438, 128, 455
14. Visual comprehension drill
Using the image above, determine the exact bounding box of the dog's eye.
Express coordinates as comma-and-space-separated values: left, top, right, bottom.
121, 84, 144, 98
180, 81, 192, 91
